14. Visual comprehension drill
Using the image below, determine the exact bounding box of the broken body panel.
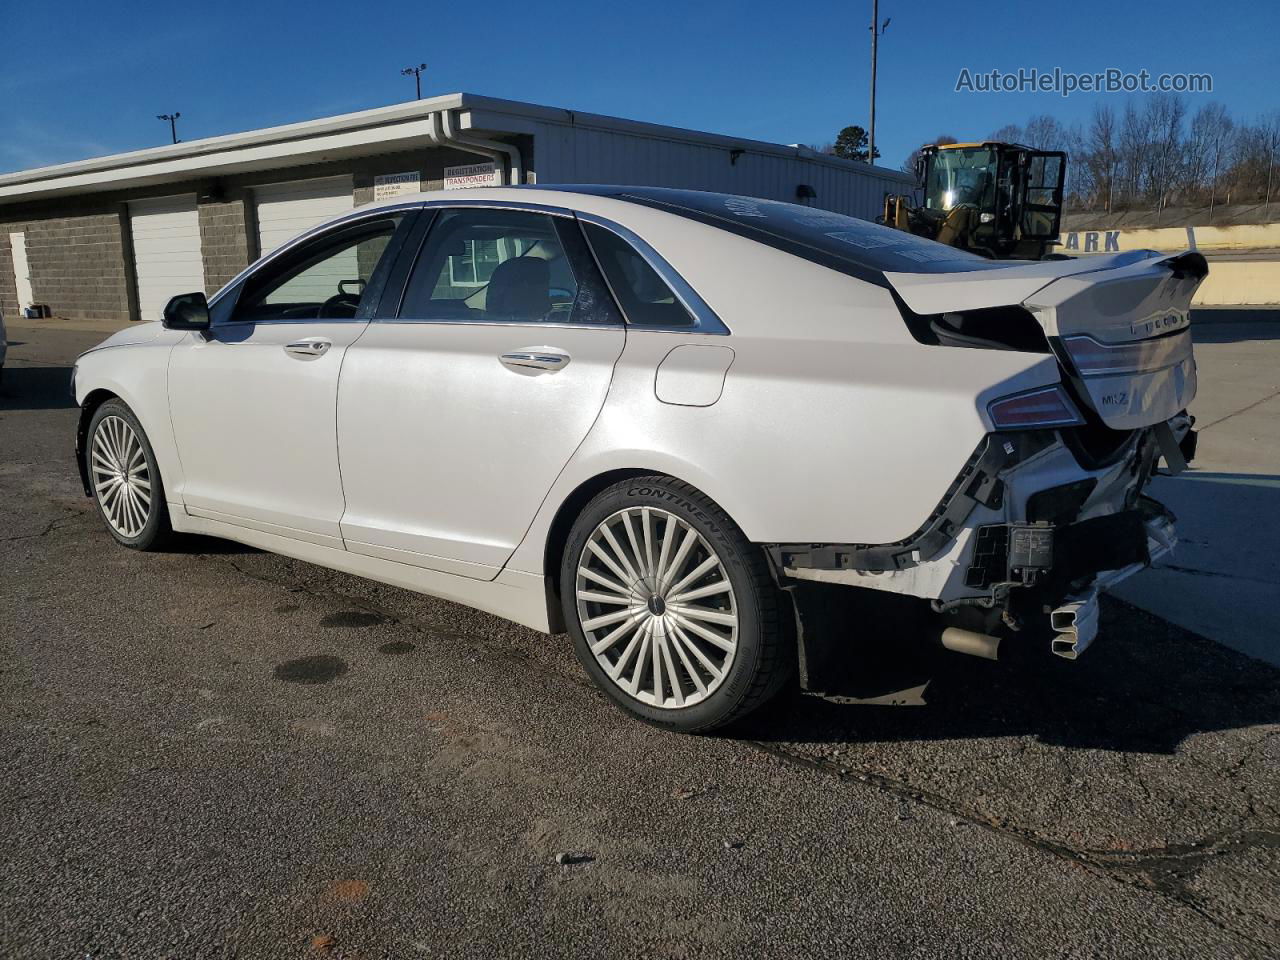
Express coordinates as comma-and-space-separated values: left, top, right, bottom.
783, 248, 1205, 665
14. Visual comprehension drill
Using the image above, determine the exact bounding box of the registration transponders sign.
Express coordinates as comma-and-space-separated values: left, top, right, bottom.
443, 161, 501, 190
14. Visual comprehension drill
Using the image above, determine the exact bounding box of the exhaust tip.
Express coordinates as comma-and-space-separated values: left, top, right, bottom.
1050, 590, 1100, 660
940, 627, 1000, 661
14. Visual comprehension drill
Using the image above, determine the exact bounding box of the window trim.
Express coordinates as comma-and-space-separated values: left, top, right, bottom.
576, 213, 728, 335
220, 214, 411, 327
208, 197, 728, 335
382, 202, 620, 331
207, 202, 425, 320
374, 199, 727, 335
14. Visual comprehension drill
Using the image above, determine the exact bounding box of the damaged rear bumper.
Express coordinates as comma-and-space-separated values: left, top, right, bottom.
767, 422, 1186, 668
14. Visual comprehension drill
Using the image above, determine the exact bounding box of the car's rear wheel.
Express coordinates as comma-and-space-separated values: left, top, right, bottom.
87, 399, 171, 551
562, 476, 792, 732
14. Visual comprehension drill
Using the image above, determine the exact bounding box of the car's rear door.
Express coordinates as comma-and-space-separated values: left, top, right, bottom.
336, 205, 625, 580
167, 209, 415, 545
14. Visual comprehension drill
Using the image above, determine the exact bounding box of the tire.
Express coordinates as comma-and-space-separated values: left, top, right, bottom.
561, 476, 792, 733
85, 398, 172, 551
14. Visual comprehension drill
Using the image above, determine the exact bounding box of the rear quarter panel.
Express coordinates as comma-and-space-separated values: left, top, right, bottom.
508, 266, 1061, 576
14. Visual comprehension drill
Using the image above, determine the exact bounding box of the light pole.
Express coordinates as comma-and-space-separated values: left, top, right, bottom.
868, 3, 889, 165
157, 112, 181, 144
401, 63, 427, 100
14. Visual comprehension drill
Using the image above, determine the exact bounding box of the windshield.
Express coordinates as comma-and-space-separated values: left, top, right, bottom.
569, 187, 1008, 282
925, 147, 998, 211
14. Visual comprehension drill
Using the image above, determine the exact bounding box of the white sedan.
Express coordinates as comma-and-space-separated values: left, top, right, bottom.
72, 186, 1205, 731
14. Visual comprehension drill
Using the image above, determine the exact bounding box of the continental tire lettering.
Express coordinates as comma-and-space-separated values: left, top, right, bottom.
626, 486, 721, 536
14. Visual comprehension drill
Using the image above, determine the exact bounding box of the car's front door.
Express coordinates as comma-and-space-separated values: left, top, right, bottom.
336, 206, 626, 579
168, 210, 413, 546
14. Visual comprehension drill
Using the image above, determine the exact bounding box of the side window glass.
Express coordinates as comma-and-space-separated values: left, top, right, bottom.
401, 209, 612, 324
582, 223, 694, 328
232, 217, 401, 323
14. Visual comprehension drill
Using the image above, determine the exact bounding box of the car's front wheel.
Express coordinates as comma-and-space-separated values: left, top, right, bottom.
562, 476, 792, 732
86, 398, 171, 550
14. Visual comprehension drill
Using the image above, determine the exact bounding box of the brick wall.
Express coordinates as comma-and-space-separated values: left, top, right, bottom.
0, 204, 133, 323
197, 190, 254, 296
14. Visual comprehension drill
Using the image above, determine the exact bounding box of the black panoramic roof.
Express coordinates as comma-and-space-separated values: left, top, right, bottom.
527, 184, 1011, 283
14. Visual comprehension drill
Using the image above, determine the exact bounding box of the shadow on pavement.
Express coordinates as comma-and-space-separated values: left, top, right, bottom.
741, 596, 1280, 756
0, 364, 76, 411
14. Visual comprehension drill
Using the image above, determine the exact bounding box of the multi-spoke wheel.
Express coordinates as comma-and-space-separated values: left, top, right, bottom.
86, 399, 171, 550
562, 476, 791, 732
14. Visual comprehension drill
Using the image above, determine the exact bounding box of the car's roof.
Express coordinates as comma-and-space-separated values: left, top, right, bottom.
350, 184, 717, 215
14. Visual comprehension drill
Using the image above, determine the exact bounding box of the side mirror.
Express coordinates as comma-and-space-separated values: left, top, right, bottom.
161, 292, 211, 330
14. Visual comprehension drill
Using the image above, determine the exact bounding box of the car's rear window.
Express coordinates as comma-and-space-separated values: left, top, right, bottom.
544, 186, 1013, 285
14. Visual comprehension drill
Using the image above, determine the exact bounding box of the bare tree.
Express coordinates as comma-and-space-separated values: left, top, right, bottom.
1083, 103, 1119, 212
1117, 101, 1153, 207
1263, 113, 1280, 215
901, 134, 957, 175
1140, 94, 1186, 216
987, 123, 1024, 143
1022, 115, 1067, 151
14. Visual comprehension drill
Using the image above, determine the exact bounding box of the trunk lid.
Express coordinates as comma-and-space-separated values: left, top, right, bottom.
886, 250, 1206, 430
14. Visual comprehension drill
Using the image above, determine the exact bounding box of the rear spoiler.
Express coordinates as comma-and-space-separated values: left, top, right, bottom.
1161, 250, 1209, 281
885, 249, 1204, 316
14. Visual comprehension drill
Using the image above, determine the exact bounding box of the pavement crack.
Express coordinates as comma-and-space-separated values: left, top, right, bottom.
1156, 562, 1280, 587
0, 510, 80, 543
747, 739, 1278, 952
1196, 385, 1280, 432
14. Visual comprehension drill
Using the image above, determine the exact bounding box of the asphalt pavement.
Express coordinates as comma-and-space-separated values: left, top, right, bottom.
1113, 311, 1280, 666
1, 322, 1278, 959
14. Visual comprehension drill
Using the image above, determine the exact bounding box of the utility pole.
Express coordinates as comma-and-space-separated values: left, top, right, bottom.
868, 3, 890, 165
401, 63, 427, 100
156, 112, 180, 144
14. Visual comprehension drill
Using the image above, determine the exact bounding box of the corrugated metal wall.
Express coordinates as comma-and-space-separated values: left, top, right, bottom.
532, 122, 914, 222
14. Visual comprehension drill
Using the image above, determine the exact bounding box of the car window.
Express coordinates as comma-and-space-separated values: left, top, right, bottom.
232, 216, 402, 323
398, 209, 618, 325
582, 223, 694, 328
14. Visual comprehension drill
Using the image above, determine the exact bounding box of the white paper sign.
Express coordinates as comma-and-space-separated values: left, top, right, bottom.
443, 161, 501, 190
373, 172, 421, 201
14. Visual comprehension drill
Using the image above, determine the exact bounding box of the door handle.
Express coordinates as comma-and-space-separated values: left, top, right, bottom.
499, 349, 570, 372
284, 338, 332, 359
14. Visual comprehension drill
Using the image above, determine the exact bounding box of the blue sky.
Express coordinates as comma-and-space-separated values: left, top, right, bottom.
2, 0, 1276, 175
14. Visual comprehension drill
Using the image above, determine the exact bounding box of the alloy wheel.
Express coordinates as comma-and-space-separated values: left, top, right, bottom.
575, 507, 739, 709
91, 415, 153, 539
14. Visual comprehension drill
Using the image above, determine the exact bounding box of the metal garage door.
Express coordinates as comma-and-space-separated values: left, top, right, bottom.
253, 176, 354, 258
129, 195, 204, 322
252, 176, 356, 304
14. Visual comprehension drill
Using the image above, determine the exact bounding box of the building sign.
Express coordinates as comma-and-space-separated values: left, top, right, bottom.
373, 171, 421, 201
444, 161, 501, 190
1063, 230, 1122, 254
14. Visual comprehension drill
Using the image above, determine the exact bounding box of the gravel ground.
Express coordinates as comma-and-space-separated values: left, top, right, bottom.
1, 325, 1277, 959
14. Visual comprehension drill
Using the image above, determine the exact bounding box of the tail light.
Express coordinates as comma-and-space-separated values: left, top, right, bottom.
1061, 331, 1192, 377
988, 385, 1085, 430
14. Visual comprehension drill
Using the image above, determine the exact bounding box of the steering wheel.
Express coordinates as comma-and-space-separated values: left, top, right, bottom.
318, 292, 361, 318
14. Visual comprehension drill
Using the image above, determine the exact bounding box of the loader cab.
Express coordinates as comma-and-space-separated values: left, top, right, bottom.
916, 142, 1066, 259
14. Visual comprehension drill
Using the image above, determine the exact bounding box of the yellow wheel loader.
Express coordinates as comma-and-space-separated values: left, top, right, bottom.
882, 142, 1067, 260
